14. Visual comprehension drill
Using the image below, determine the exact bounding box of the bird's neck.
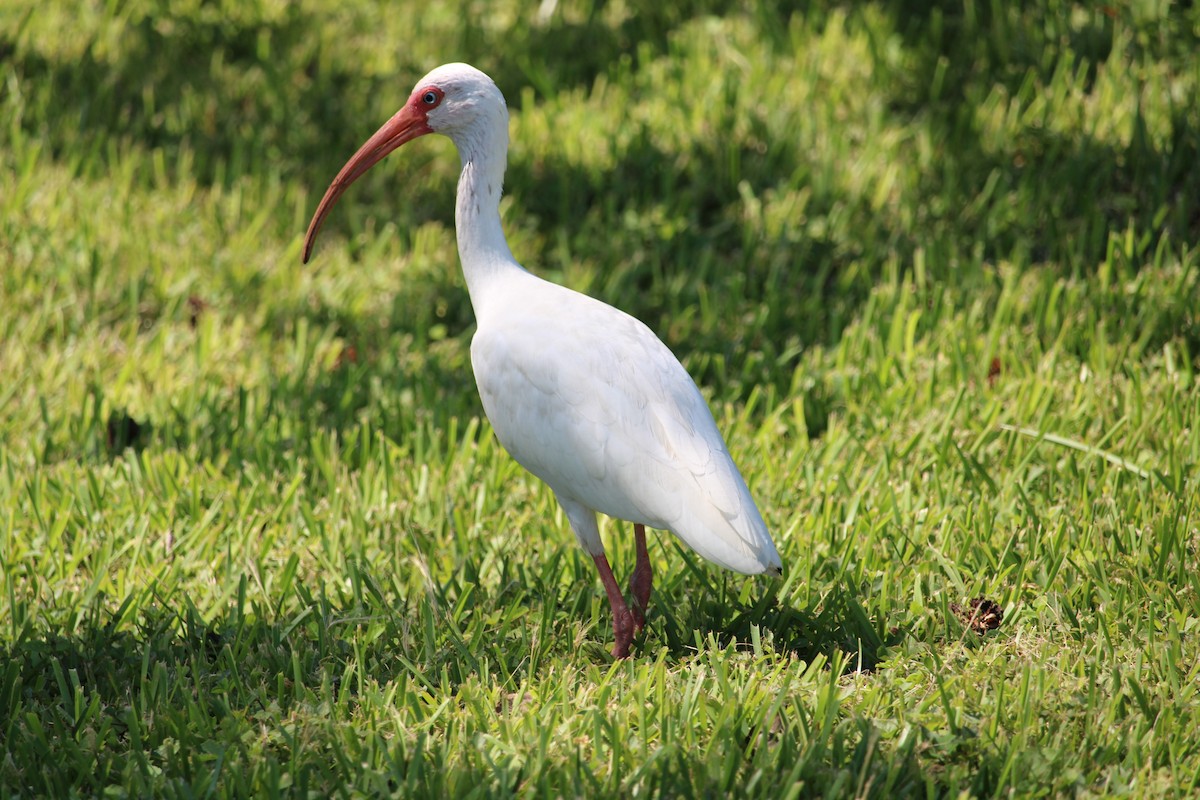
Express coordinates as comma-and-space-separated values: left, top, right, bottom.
453, 127, 525, 319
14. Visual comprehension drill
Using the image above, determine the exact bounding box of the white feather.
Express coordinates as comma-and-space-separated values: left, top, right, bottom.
471, 276, 782, 575
394, 63, 783, 576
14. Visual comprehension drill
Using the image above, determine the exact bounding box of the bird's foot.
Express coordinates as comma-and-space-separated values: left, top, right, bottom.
593, 552, 636, 659
611, 606, 635, 659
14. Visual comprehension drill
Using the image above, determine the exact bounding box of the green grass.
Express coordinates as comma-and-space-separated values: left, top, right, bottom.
3, 0, 1200, 796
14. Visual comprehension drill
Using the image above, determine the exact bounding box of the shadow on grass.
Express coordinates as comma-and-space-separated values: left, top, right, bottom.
0, 586, 929, 797
872, 0, 1200, 270
2, 0, 802, 190
4, 5, 340, 187
648, 556, 904, 672
0, 592, 362, 796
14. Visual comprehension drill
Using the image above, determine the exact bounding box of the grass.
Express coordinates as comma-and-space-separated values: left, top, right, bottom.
2, 0, 1199, 796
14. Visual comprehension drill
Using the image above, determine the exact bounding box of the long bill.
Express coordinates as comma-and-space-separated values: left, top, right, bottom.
302, 103, 432, 263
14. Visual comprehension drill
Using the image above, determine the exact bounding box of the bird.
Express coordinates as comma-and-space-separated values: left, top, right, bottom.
303, 63, 782, 658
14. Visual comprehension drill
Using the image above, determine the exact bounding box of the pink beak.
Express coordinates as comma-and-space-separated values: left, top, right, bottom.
302, 103, 433, 263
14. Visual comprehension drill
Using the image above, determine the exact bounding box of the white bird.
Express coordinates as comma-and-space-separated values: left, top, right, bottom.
303, 63, 782, 658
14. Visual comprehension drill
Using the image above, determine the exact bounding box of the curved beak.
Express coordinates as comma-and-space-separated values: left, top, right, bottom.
302, 103, 433, 263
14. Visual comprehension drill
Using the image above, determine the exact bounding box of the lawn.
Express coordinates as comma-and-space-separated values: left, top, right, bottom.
2, 0, 1199, 796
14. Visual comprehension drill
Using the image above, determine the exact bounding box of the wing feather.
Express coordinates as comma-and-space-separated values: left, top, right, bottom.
471, 277, 781, 574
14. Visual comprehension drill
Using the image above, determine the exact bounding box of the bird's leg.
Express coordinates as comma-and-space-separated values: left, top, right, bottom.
628, 523, 653, 634
592, 553, 635, 658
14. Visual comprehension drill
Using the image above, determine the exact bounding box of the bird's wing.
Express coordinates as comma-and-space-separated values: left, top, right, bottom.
471, 280, 780, 575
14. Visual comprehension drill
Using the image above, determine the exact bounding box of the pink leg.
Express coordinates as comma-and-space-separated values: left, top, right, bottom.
592, 553, 635, 658
628, 523, 652, 634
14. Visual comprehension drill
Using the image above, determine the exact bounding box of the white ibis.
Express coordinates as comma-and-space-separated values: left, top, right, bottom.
303, 63, 782, 658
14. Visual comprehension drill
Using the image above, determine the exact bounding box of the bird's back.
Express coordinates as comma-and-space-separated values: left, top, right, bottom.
470, 274, 782, 575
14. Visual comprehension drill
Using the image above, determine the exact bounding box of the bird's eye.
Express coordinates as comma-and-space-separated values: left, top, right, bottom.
421, 89, 441, 106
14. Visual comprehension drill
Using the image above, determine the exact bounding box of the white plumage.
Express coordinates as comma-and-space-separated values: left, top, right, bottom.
304, 63, 782, 657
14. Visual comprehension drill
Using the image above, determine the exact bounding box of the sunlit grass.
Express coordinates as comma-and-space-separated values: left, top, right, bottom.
2, 0, 1199, 797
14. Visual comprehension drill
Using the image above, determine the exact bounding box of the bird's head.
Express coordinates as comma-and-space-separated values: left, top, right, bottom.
416, 62, 508, 140
302, 63, 508, 263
